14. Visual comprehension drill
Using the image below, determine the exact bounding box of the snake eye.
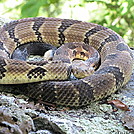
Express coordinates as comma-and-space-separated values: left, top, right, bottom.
80, 52, 85, 57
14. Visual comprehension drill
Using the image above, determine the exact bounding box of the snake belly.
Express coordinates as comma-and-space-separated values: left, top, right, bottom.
0, 17, 133, 107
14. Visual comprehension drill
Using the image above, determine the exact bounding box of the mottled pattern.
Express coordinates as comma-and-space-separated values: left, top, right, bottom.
27, 67, 47, 79
0, 17, 133, 107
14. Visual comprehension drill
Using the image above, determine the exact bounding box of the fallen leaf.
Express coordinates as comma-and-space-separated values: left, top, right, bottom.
108, 99, 130, 111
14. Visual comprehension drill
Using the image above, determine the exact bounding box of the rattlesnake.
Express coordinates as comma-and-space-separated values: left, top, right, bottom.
0, 17, 133, 107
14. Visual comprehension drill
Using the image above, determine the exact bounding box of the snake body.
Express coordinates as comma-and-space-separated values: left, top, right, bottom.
0, 17, 133, 107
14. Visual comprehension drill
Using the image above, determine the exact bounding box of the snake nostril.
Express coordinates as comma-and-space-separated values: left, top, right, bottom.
73, 50, 77, 56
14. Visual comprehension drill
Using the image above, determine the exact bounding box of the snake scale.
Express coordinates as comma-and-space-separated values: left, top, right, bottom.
0, 17, 133, 107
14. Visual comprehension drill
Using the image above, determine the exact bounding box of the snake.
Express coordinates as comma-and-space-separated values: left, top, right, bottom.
0, 17, 133, 107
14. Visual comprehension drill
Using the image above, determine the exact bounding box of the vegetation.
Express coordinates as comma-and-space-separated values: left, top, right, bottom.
0, 0, 133, 47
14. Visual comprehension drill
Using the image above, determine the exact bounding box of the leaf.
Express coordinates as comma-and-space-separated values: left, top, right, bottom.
21, 0, 44, 18
108, 100, 130, 111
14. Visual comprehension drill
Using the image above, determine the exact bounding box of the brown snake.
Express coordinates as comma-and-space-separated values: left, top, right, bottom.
0, 17, 133, 107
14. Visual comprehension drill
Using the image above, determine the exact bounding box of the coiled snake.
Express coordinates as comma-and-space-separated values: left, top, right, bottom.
0, 17, 133, 107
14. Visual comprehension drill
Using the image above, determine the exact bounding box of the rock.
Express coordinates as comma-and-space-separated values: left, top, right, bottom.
121, 107, 134, 131
0, 95, 35, 134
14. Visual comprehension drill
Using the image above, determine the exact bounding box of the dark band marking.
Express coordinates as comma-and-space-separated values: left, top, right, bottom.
0, 58, 7, 79
39, 81, 77, 106
0, 41, 10, 57
4, 20, 20, 46
76, 80, 94, 105
117, 43, 134, 59
106, 53, 118, 60
27, 67, 47, 79
95, 66, 124, 88
58, 19, 80, 45
40, 83, 57, 103
84, 25, 108, 44
27, 61, 48, 66
20, 81, 58, 104
32, 18, 46, 42
3, 20, 19, 30
98, 34, 119, 52
51, 80, 94, 106
9, 61, 24, 66
116, 43, 129, 51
